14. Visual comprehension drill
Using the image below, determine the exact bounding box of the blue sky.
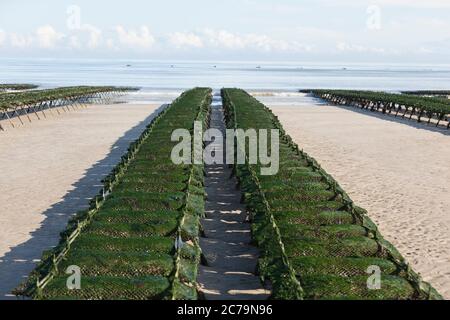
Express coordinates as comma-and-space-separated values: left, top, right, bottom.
0, 0, 449, 63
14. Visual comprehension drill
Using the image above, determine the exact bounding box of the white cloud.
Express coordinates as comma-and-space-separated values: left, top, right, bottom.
200, 29, 311, 52
2, 25, 64, 50
168, 32, 203, 48
10, 33, 33, 48
115, 25, 155, 49
81, 24, 102, 49
420, 38, 450, 54
0, 29, 6, 46
35, 25, 64, 49
106, 38, 119, 51
202, 29, 245, 49
4, 27, 310, 53
336, 42, 387, 54
418, 47, 433, 54
68, 35, 81, 49
167, 29, 299, 52
0, 22, 443, 61
65, 24, 102, 50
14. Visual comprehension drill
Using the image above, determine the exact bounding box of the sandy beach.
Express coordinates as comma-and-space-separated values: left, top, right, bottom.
269, 102, 450, 299
0, 103, 160, 299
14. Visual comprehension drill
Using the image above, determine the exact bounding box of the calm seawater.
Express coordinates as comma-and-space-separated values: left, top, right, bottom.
1, 58, 450, 104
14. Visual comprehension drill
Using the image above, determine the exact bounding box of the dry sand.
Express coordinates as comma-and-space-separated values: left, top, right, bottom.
0, 103, 160, 299
270, 103, 450, 299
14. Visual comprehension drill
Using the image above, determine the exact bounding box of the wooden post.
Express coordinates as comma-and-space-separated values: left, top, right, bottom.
69, 99, 76, 111
61, 99, 68, 113
45, 101, 54, 116
21, 106, 33, 123
30, 104, 41, 120
13, 108, 24, 125
395, 104, 401, 117
436, 115, 442, 127
4, 109, 15, 128
402, 106, 408, 118
409, 108, 415, 120
38, 102, 47, 119
52, 100, 61, 115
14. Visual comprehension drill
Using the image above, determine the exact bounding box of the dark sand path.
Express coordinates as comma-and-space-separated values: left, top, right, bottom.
197, 94, 270, 300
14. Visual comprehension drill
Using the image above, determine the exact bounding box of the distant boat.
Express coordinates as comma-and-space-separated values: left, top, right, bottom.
126, 64, 132, 67
256, 66, 261, 69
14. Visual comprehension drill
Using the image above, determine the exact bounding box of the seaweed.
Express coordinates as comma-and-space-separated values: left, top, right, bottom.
221, 88, 443, 300
15, 88, 212, 300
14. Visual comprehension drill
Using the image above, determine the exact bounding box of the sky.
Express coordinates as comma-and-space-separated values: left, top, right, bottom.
0, 0, 449, 64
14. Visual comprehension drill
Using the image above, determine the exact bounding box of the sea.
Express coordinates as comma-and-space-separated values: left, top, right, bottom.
1, 58, 450, 105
